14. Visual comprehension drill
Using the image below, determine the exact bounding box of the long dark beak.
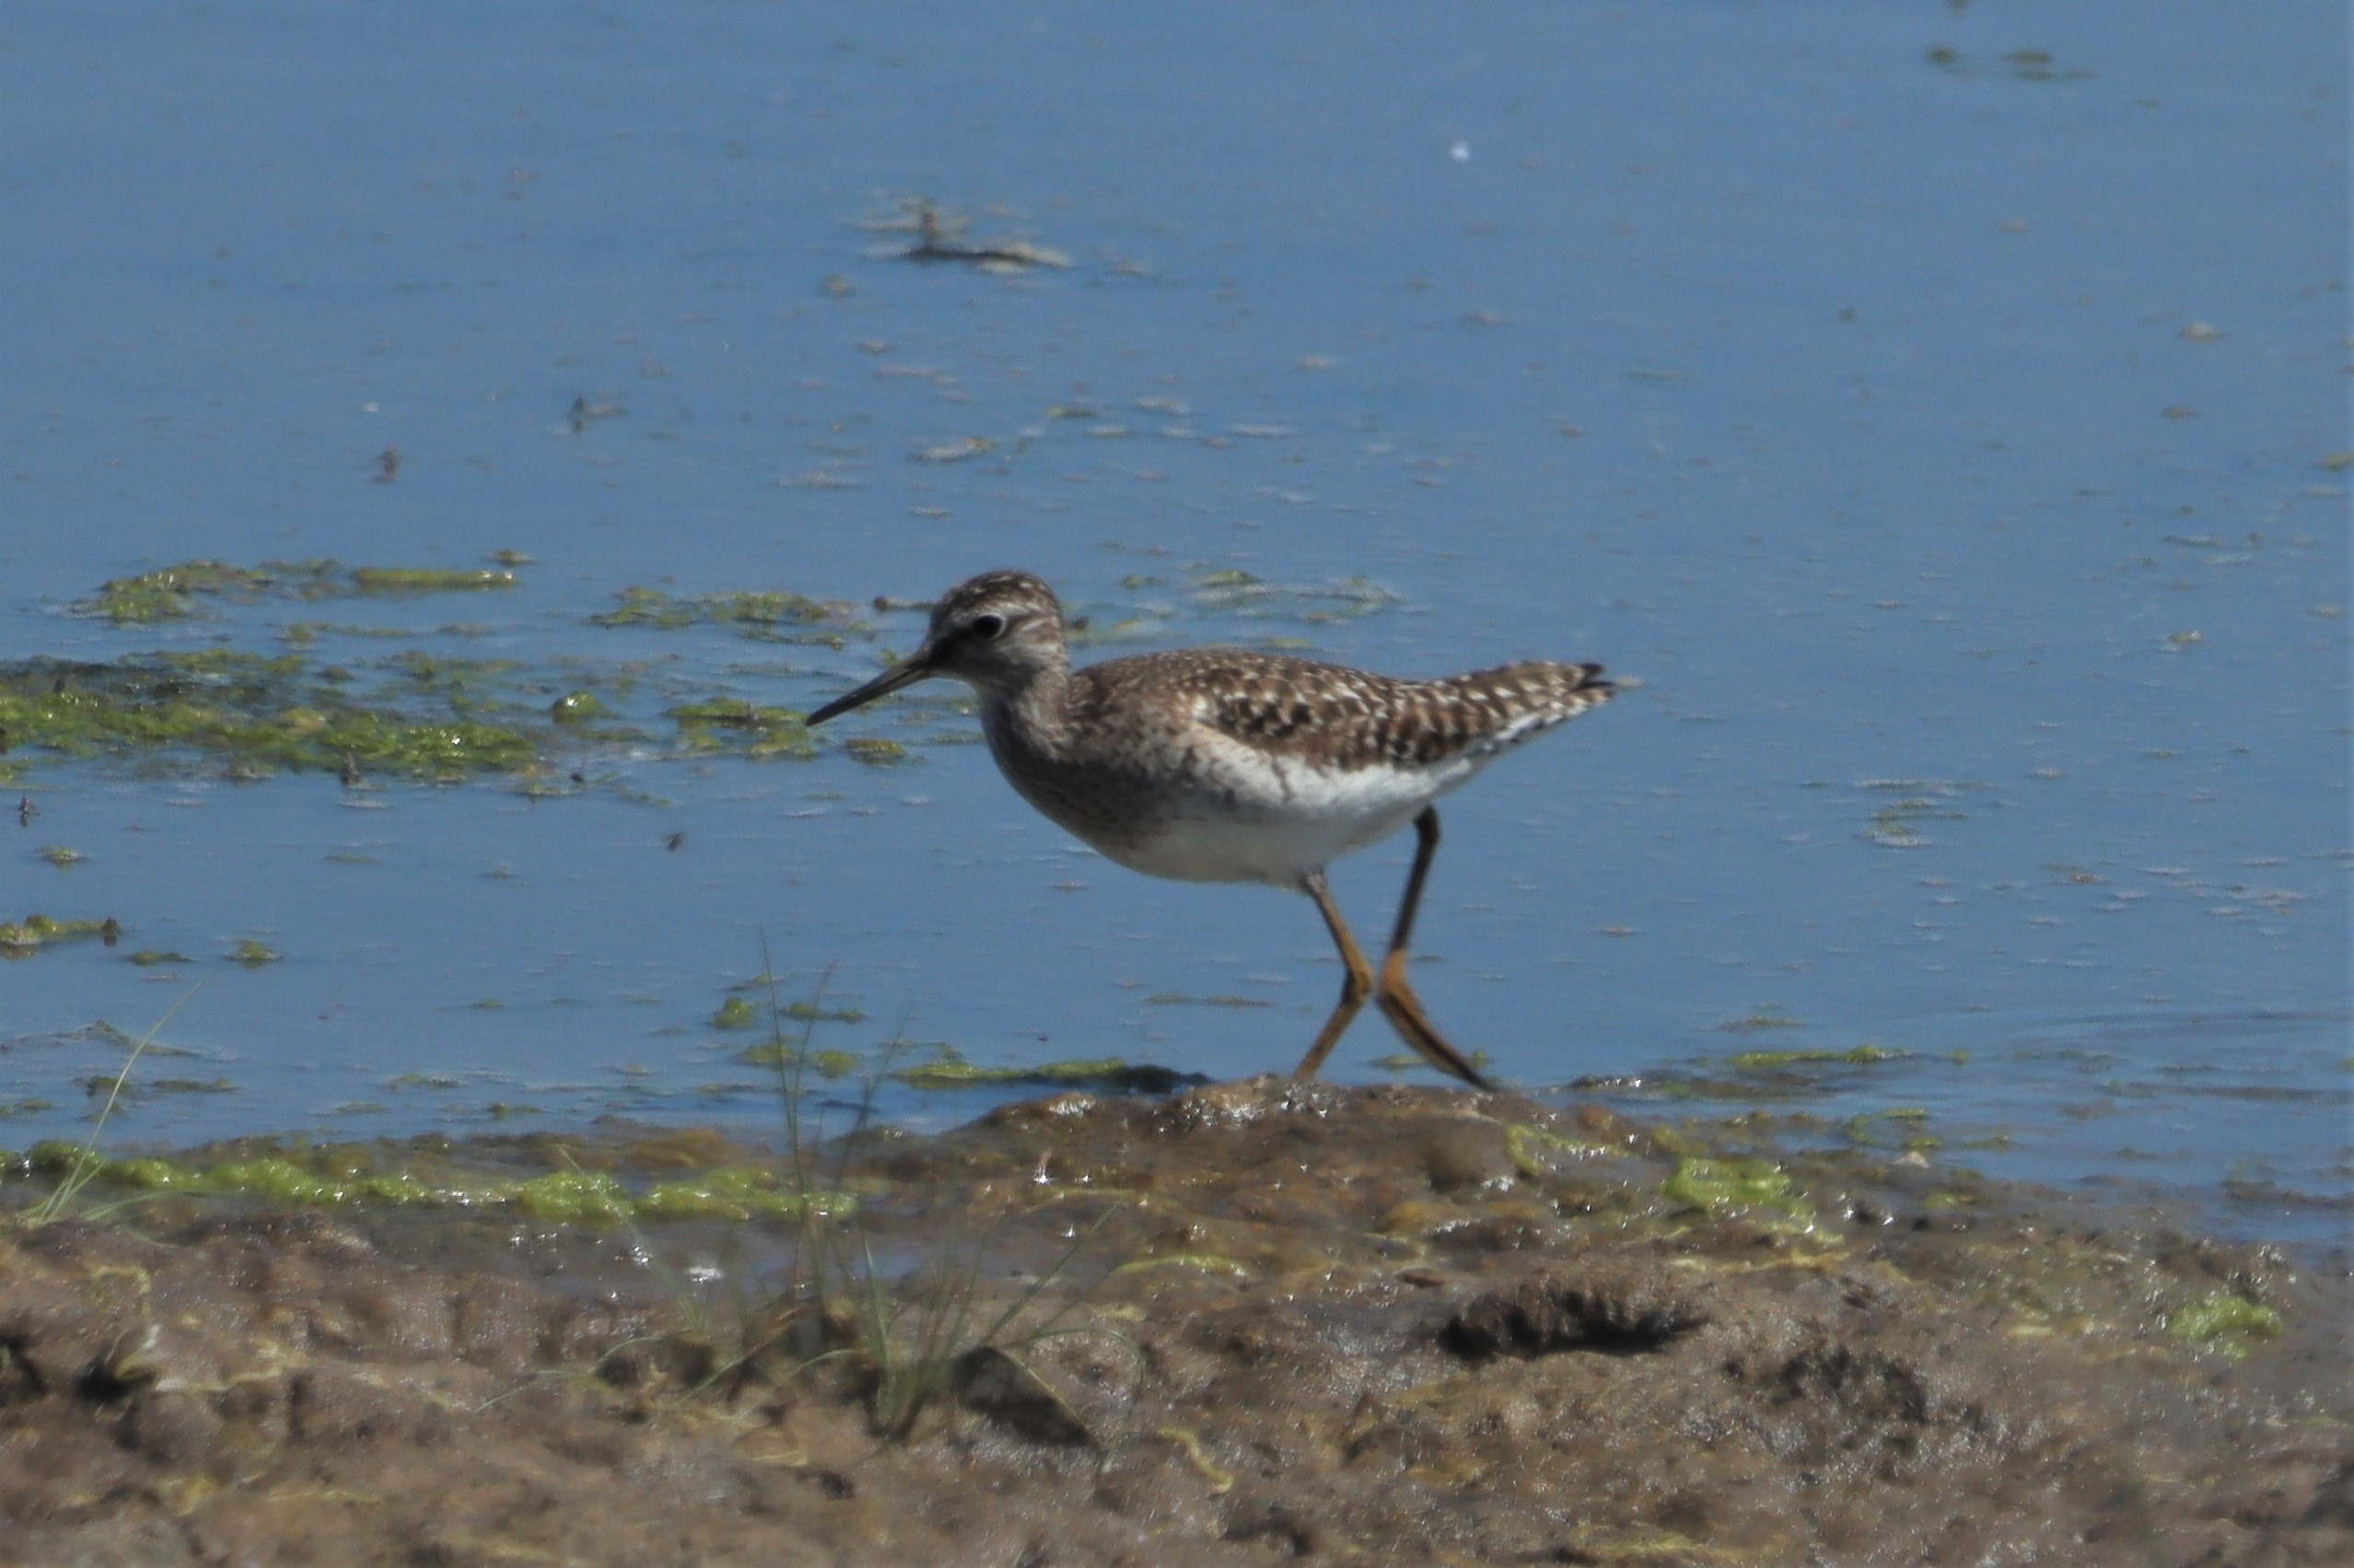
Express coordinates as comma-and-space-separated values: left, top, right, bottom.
806, 651, 936, 726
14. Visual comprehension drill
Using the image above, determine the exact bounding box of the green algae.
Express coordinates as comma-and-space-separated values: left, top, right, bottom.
712, 996, 759, 1031
1727, 1044, 1900, 1071
1661, 1156, 1816, 1228
782, 1000, 867, 1024
2165, 1291, 2283, 1358
346, 567, 516, 596
892, 1053, 1199, 1094
733, 1044, 860, 1077
76, 562, 283, 622
87, 1074, 235, 1098
637, 1164, 852, 1222
592, 587, 864, 645
514, 1169, 637, 1224
17, 1143, 852, 1226
844, 738, 910, 766
550, 690, 608, 722
38, 845, 87, 869
228, 940, 281, 970
0, 913, 116, 957
668, 699, 819, 761
75, 560, 518, 623
0, 652, 544, 780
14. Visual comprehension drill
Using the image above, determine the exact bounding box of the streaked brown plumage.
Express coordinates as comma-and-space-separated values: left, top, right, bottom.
809, 570, 1615, 1090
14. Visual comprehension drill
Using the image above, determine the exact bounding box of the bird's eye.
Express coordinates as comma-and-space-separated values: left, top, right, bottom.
970, 612, 1007, 641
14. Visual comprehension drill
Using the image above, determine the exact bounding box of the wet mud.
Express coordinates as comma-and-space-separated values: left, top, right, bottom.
3, 1081, 2347, 1565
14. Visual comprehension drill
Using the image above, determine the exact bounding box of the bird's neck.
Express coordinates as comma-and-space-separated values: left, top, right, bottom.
974, 645, 1078, 749
980, 653, 1076, 761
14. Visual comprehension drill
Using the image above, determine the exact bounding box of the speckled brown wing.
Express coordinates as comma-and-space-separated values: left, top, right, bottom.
1082, 650, 1612, 770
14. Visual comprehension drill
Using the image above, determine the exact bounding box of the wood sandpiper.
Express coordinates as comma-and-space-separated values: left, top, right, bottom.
808, 570, 1614, 1091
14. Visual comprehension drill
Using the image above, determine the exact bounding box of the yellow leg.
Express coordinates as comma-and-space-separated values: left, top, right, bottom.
1372, 808, 1494, 1090
1292, 868, 1372, 1082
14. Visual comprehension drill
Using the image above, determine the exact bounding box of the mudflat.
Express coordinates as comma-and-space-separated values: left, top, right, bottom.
3, 1080, 2346, 1566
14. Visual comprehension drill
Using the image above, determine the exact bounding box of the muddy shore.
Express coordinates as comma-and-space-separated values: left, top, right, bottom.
2, 1079, 2347, 1566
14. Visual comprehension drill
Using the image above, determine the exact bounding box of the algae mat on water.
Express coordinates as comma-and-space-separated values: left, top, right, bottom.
74, 559, 521, 624
0, 652, 550, 780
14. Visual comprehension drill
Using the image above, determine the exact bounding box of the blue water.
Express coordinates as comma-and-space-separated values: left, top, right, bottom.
2, 2, 2346, 1243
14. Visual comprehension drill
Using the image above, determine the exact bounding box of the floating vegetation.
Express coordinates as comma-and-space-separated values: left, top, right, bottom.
86, 1074, 235, 1098
733, 1043, 861, 1077
345, 567, 517, 596
591, 586, 862, 643
1719, 1010, 1804, 1035
37, 845, 85, 869
712, 996, 759, 1031
0, 652, 546, 780
228, 940, 281, 970
892, 1051, 1203, 1094
1189, 569, 1404, 624
75, 559, 517, 622
1857, 779, 1981, 848
914, 436, 995, 464
0, 914, 118, 957
667, 700, 820, 761
1727, 1044, 1902, 1071
844, 738, 910, 766
12, 562, 1491, 793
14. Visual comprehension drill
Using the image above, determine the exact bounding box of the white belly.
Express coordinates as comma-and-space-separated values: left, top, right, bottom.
1093, 750, 1484, 887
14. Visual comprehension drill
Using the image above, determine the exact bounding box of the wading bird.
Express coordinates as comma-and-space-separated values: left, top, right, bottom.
809, 571, 1614, 1090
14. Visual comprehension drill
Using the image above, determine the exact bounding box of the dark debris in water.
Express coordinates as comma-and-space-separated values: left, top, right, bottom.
888, 199, 1072, 273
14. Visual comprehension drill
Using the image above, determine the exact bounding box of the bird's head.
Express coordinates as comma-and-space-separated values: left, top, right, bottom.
806, 570, 1066, 725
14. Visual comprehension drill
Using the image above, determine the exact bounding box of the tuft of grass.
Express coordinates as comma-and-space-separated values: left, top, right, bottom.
14, 986, 201, 1228
732, 953, 1126, 1440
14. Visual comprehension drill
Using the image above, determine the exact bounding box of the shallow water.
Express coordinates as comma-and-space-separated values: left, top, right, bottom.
2, 2, 2345, 1242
